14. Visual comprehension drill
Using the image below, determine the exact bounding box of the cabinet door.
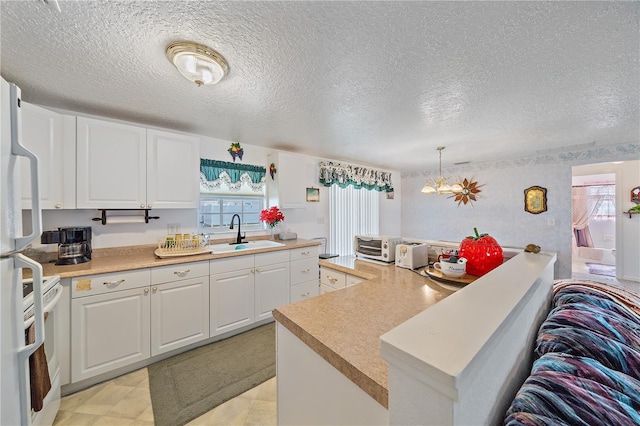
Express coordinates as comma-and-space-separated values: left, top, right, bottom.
255, 262, 290, 321
20, 103, 75, 209
151, 277, 209, 356
210, 269, 255, 336
267, 152, 308, 209
71, 287, 150, 382
76, 117, 147, 208
146, 129, 199, 209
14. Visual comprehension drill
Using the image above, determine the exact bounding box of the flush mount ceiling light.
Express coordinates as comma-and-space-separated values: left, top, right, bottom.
166, 42, 229, 87
421, 146, 463, 195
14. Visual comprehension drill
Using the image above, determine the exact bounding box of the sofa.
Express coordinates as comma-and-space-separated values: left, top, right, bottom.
505, 279, 640, 425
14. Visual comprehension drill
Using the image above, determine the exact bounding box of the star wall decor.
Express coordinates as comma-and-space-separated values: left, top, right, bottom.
449, 178, 484, 206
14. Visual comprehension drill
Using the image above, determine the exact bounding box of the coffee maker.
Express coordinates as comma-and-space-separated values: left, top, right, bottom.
41, 226, 92, 265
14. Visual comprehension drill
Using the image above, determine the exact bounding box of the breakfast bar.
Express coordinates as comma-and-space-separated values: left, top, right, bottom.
273, 251, 557, 425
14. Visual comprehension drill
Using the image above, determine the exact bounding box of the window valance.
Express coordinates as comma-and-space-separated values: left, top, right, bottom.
318, 161, 394, 192
200, 159, 266, 193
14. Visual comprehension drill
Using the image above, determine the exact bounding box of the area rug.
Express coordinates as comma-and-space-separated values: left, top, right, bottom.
148, 323, 275, 426
585, 262, 616, 277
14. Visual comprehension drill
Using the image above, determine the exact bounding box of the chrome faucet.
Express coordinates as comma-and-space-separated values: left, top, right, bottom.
229, 214, 246, 244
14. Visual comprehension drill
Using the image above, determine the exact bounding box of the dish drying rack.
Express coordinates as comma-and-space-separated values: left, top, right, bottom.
154, 236, 209, 258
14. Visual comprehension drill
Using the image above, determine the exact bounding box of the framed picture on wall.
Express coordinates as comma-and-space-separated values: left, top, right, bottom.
524, 186, 547, 214
306, 187, 320, 202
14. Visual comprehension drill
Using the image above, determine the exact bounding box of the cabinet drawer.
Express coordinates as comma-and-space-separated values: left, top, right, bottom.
211, 256, 253, 274
320, 284, 337, 294
151, 261, 209, 284
290, 258, 319, 285
290, 246, 319, 261
255, 250, 289, 267
290, 280, 320, 304
72, 269, 150, 298
320, 267, 346, 289
346, 275, 364, 287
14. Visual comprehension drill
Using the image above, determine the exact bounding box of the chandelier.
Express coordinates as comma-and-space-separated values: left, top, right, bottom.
421, 147, 462, 195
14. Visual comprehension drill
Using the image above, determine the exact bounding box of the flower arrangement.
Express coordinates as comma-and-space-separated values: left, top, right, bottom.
228, 142, 243, 162
259, 206, 284, 228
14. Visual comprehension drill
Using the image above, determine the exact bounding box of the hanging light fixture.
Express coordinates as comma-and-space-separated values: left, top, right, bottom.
166, 42, 229, 87
421, 146, 463, 195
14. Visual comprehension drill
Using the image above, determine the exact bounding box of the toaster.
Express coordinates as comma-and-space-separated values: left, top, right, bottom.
395, 242, 429, 270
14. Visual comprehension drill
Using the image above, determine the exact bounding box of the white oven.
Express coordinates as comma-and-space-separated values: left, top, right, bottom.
22, 275, 62, 425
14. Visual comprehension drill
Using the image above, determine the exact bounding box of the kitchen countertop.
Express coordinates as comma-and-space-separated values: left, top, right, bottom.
35, 238, 321, 279
272, 256, 457, 408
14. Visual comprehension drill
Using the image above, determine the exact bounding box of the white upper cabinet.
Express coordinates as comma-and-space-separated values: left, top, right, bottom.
267, 152, 308, 209
146, 129, 199, 209
76, 117, 147, 209
21, 103, 76, 209
76, 117, 199, 209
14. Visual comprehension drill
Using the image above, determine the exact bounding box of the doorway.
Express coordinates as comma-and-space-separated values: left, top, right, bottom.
571, 166, 618, 279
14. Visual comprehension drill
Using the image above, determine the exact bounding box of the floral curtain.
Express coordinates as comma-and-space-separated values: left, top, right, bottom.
200, 159, 266, 193
318, 161, 394, 192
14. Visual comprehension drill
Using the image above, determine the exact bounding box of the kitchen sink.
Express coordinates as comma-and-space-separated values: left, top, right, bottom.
207, 240, 285, 253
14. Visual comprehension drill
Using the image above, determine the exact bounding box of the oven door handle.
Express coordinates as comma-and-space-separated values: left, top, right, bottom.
23, 283, 63, 330
14, 254, 45, 425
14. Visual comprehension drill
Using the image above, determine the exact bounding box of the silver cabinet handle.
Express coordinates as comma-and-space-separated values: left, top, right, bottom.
301, 251, 310, 255
147, 204, 152, 209
173, 269, 191, 277
327, 275, 337, 283
255, 268, 260, 273
144, 288, 149, 294
103, 279, 125, 286
55, 203, 62, 209
152, 286, 157, 293
250, 268, 255, 274
140, 203, 145, 208
302, 291, 310, 297
301, 268, 310, 273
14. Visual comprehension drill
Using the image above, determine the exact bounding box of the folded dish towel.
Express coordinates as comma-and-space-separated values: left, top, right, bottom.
26, 312, 51, 412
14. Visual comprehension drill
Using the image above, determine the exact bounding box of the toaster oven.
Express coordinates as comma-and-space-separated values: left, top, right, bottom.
354, 235, 402, 263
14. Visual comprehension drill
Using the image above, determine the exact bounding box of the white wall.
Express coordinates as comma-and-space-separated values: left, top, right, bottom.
401, 144, 639, 279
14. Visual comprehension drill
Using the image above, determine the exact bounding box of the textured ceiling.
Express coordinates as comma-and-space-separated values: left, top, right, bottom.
1, 1, 638, 171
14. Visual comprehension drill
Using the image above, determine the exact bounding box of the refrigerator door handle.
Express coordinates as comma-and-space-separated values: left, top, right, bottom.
14, 253, 45, 425
10, 83, 42, 251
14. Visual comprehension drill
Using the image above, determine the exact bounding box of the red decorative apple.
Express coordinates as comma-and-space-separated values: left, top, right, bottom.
458, 228, 504, 277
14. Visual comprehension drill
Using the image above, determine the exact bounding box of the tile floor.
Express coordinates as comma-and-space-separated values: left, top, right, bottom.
53, 368, 276, 425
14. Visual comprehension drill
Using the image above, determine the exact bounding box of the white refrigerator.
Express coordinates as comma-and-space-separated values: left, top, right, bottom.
0, 75, 52, 425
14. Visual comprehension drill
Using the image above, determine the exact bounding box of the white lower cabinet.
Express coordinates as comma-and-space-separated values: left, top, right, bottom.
290, 246, 319, 303
255, 260, 290, 321
210, 267, 255, 336
210, 250, 290, 336
71, 286, 151, 383
320, 266, 364, 294
150, 261, 210, 356
71, 262, 210, 382
67, 246, 318, 385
